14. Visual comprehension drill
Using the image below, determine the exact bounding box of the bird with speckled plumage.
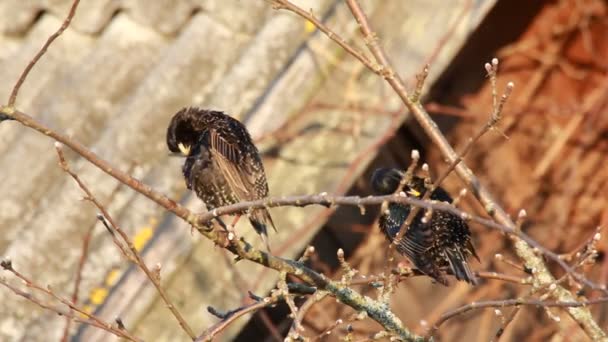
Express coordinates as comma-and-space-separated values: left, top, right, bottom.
167, 107, 276, 250
371, 167, 478, 285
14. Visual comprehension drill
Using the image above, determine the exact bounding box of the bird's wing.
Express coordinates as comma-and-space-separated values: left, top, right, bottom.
208, 129, 261, 201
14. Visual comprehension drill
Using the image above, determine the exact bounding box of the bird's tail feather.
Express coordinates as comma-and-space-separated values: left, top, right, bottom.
249, 208, 276, 252
445, 249, 478, 285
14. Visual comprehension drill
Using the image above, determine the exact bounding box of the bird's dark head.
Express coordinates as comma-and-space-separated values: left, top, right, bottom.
371, 168, 404, 195
166, 107, 205, 156
371, 167, 426, 197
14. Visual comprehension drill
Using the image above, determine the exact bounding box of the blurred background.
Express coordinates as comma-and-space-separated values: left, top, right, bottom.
0, 0, 607, 341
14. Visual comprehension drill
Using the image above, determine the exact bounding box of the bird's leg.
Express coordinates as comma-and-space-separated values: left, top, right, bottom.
224, 215, 242, 244
230, 214, 242, 227
215, 217, 228, 230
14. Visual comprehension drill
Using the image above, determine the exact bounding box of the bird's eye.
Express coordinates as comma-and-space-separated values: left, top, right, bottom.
178, 143, 191, 156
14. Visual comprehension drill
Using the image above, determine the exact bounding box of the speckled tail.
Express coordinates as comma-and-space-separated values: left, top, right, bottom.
249, 208, 276, 251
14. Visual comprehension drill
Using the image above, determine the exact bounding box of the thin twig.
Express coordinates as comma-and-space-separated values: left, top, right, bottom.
60, 223, 95, 342
190, 192, 603, 291
3, 117, 420, 339
494, 306, 521, 342
1, 1, 603, 338
475, 271, 530, 285
0, 261, 140, 341
197, 295, 283, 342
271, 0, 606, 339
495, 253, 527, 273
54, 144, 197, 340
7, 0, 81, 107
0, 277, 137, 341
392, 62, 513, 258
60, 161, 136, 342
348, 270, 527, 286
287, 291, 329, 339
269, 0, 381, 74
314, 312, 362, 341
2, 105, 603, 339
0, 117, 599, 294
433, 296, 608, 331
279, 271, 303, 334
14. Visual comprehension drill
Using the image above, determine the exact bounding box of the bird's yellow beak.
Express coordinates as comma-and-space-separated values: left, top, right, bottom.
407, 188, 421, 197
178, 143, 191, 156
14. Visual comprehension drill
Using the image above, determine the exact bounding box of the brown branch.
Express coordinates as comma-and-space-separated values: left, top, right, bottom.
1, 104, 603, 339
0, 277, 136, 341
9, 114, 600, 290
0, 260, 140, 341
494, 305, 521, 341
278, 271, 303, 333
60, 161, 135, 342
270, 0, 606, 339
495, 253, 527, 273
1, 0, 602, 338
197, 295, 283, 342
433, 296, 608, 332
314, 312, 362, 341
216, 250, 283, 341
7, 0, 80, 107
425, 102, 478, 118
475, 271, 530, 285
60, 221, 95, 342
349, 269, 527, 286
54, 144, 197, 340
190, 192, 603, 292
1, 109, 192, 220
392, 60, 512, 263
287, 291, 329, 339
0, 111, 423, 340
269, 0, 381, 74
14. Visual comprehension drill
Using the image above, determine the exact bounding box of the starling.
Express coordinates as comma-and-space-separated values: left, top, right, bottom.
371, 168, 478, 285
166, 107, 276, 250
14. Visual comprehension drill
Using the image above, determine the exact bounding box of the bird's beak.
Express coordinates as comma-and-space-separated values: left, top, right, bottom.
407, 188, 421, 197
178, 143, 191, 156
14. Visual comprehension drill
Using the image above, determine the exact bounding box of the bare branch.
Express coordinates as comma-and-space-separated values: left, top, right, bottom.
0, 262, 140, 341
61, 219, 95, 342
279, 271, 303, 333
1, 0, 604, 339
287, 291, 329, 340
198, 295, 282, 342
0, 111, 424, 339
54, 144, 197, 340
269, 0, 381, 74
7, 0, 81, 107
432, 296, 608, 332
391, 58, 512, 255
270, 0, 606, 338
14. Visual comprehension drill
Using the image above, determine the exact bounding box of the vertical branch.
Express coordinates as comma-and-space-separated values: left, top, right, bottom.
0, 260, 140, 341
60, 224, 95, 342
7, 0, 81, 107
343, 1, 606, 339
54, 144, 197, 340
392, 60, 513, 248
268, 0, 605, 339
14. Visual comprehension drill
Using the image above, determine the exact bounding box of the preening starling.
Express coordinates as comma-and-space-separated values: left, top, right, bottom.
166, 107, 276, 250
371, 168, 478, 285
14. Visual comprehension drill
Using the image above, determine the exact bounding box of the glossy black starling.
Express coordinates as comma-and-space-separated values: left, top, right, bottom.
371, 168, 478, 285
166, 107, 276, 249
